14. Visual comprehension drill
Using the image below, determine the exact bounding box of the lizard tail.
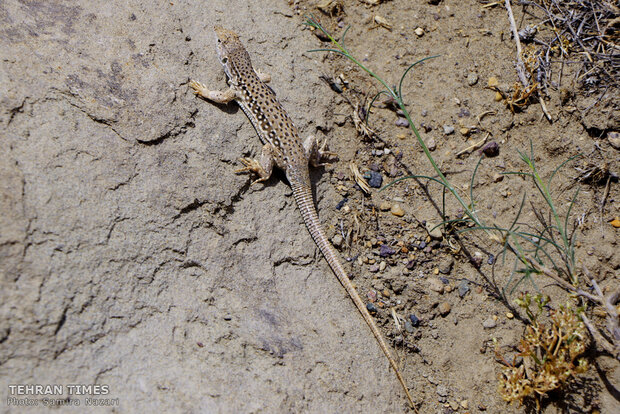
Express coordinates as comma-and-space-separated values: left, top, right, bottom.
291, 182, 416, 411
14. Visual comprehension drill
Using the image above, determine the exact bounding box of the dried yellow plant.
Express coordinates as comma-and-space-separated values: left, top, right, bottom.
497, 294, 589, 408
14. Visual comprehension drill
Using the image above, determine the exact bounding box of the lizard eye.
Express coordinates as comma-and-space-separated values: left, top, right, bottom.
222, 57, 228, 64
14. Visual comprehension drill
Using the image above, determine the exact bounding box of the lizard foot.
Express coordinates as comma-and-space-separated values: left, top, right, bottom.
318, 139, 338, 161
304, 135, 338, 168
189, 80, 208, 95
235, 158, 269, 185
189, 80, 237, 104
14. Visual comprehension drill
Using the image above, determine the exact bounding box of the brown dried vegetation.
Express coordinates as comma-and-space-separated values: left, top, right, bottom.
497, 294, 589, 409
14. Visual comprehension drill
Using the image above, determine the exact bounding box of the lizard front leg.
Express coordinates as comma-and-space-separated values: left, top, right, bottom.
303, 135, 338, 167
189, 80, 237, 104
236, 143, 275, 185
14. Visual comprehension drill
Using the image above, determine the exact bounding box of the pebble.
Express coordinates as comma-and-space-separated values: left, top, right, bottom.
365, 171, 383, 188
608, 131, 620, 150
391, 204, 405, 217
461, 399, 469, 409
335, 198, 348, 210
421, 109, 428, 117
379, 201, 391, 211
367, 290, 377, 302
379, 261, 387, 271
492, 173, 504, 182
404, 320, 414, 333
506, 312, 514, 319
443, 125, 455, 135
425, 136, 437, 151
366, 302, 377, 313
439, 257, 454, 274
458, 280, 470, 298
467, 72, 479, 86
425, 221, 443, 239
460, 127, 470, 136
481, 141, 500, 157
428, 277, 445, 294
458, 107, 470, 118
379, 244, 396, 257
483, 317, 497, 329
487, 76, 499, 87
332, 234, 344, 248
436, 384, 449, 397
409, 314, 420, 326
395, 117, 409, 127
488, 254, 496, 265
508, 354, 523, 366
611, 218, 620, 228
414, 27, 424, 36
382, 288, 390, 297
369, 264, 380, 273
438, 301, 451, 316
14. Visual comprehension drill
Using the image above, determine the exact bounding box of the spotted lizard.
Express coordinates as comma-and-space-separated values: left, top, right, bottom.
189, 26, 415, 409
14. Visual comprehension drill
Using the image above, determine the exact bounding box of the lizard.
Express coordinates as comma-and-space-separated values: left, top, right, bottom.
189, 26, 415, 410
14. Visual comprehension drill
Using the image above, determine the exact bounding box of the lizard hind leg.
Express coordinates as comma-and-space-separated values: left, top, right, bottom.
235, 143, 275, 185
303, 135, 338, 167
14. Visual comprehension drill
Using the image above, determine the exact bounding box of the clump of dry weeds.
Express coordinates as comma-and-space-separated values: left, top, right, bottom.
497, 293, 589, 409
522, 0, 619, 93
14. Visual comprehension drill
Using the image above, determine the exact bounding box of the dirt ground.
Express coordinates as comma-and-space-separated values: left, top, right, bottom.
1, 0, 618, 413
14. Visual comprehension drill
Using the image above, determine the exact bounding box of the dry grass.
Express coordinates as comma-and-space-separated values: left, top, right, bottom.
520, 0, 619, 93
496, 294, 589, 409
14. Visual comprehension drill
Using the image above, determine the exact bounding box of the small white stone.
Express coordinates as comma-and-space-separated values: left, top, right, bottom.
483, 318, 497, 329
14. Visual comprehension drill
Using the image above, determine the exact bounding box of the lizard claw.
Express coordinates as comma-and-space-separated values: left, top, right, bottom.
318, 139, 338, 159
235, 158, 269, 185
189, 80, 208, 95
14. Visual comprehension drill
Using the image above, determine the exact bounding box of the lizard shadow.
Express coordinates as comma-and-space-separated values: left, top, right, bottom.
199, 98, 239, 115
244, 164, 328, 212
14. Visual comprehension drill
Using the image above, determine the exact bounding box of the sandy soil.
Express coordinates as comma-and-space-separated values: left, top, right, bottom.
1, 0, 618, 413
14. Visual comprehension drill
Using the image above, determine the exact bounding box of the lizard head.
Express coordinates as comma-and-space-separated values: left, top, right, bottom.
213, 26, 251, 83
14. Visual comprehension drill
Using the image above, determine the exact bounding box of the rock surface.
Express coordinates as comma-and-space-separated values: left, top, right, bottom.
0, 1, 399, 412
